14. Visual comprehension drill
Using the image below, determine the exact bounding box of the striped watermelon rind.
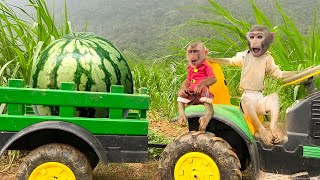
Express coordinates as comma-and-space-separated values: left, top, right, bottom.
31, 32, 133, 116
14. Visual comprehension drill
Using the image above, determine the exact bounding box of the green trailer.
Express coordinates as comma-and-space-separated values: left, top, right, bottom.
0, 79, 150, 180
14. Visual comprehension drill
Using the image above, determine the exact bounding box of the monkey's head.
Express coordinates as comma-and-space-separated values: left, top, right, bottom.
246, 25, 275, 57
186, 42, 208, 68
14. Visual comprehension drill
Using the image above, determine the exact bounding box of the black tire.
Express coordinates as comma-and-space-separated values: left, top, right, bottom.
159, 131, 242, 180
16, 143, 93, 180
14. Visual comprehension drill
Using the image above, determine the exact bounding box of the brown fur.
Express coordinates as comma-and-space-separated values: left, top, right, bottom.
246, 25, 274, 56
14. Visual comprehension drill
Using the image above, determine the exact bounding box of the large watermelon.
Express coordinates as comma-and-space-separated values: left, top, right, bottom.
31, 32, 133, 117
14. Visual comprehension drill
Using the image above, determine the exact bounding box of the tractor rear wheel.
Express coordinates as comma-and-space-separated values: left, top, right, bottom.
159, 131, 242, 180
16, 143, 93, 180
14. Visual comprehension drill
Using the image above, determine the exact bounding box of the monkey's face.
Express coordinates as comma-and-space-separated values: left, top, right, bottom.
247, 31, 271, 57
186, 45, 207, 68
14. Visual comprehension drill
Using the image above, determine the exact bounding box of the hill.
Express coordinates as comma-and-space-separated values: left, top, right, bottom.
6, 0, 320, 59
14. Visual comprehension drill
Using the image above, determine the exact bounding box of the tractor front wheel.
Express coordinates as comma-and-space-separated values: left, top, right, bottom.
159, 131, 242, 180
16, 143, 93, 180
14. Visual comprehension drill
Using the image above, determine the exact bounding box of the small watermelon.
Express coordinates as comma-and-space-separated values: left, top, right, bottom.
31, 32, 133, 117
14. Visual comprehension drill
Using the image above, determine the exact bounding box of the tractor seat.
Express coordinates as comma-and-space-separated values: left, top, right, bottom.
206, 60, 231, 105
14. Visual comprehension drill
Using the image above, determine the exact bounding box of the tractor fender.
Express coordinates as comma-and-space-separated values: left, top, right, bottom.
247, 140, 261, 179
215, 114, 261, 179
0, 121, 108, 164
185, 104, 255, 142
185, 114, 253, 143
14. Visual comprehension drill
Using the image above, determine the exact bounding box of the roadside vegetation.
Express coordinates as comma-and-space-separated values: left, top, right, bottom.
0, 0, 70, 85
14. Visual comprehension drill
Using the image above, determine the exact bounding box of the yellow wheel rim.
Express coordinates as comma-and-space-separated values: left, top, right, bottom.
174, 152, 220, 180
29, 162, 76, 180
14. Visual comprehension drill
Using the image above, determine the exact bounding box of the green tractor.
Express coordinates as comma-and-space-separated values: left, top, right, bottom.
159, 64, 320, 180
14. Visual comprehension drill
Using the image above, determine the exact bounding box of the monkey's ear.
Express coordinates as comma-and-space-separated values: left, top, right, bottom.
270, 32, 275, 42
205, 48, 209, 56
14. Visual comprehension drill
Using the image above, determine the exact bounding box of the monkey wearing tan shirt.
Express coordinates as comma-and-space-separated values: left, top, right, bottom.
209, 25, 297, 146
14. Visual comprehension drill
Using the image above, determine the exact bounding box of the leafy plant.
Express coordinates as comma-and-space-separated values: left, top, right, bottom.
131, 56, 187, 119
148, 130, 170, 159
0, 0, 71, 84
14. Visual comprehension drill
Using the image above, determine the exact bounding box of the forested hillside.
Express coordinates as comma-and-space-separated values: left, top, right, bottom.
7, 0, 320, 59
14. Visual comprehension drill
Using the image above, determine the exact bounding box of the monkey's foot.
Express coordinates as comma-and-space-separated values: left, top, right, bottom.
178, 114, 187, 127
198, 114, 212, 132
270, 127, 285, 144
255, 128, 273, 147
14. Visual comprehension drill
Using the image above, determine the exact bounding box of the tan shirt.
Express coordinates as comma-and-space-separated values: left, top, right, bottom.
229, 50, 283, 91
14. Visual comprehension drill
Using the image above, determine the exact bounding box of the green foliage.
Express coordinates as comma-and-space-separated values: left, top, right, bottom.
148, 130, 170, 159
0, 0, 71, 84
131, 55, 187, 119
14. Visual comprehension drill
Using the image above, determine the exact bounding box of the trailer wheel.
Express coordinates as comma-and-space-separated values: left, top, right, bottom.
16, 143, 93, 180
159, 131, 242, 180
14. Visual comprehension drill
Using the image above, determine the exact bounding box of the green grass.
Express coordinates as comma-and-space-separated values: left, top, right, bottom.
148, 129, 170, 159
0, 0, 70, 85
131, 57, 187, 119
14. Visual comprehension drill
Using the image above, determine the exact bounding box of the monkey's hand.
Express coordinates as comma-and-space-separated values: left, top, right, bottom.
194, 84, 204, 96
178, 88, 188, 97
178, 114, 187, 127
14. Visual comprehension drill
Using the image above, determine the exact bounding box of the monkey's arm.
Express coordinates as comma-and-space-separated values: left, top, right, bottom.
194, 77, 216, 95
199, 77, 217, 87
281, 71, 300, 79
177, 80, 190, 126
207, 57, 232, 65
178, 79, 190, 97
207, 51, 247, 66
267, 57, 300, 79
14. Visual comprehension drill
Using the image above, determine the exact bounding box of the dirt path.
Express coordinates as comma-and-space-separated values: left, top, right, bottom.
0, 161, 161, 180
149, 118, 188, 140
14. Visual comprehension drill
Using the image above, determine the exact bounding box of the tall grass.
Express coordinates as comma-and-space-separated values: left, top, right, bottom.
131, 56, 187, 119
0, 0, 70, 85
